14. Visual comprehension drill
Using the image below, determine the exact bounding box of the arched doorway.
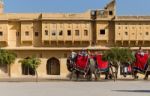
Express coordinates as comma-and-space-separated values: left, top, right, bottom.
21, 57, 35, 76
22, 64, 35, 75
47, 57, 60, 75
0, 64, 8, 76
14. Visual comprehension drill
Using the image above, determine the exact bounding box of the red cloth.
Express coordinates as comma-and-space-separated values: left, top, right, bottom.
75, 55, 88, 70
134, 53, 148, 71
96, 54, 109, 70
128, 66, 132, 72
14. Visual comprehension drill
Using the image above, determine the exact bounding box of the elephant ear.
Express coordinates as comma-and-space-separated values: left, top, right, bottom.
66, 59, 73, 72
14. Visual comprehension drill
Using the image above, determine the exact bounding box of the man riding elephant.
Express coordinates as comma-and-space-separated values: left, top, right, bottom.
133, 47, 149, 79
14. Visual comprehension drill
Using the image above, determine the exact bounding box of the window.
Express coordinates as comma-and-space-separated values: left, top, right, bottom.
59, 30, 63, 36
109, 11, 113, 15
0, 31, 3, 36
125, 27, 128, 29
140, 33, 142, 35
100, 29, 105, 35
99, 11, 104, 15
67, 30, 71, 36
45, 30, 48, 35
125, 32, 128, 35
75, 30, 79, 36
25, 31, 29, 36
84, 30, 88, 36
52, 31, 56, 36
146, 32, 149, 35
91, 10, 96, 16
35, 32, 39, 37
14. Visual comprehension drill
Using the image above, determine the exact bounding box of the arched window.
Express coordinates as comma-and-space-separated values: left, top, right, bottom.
46, 57, 60, 75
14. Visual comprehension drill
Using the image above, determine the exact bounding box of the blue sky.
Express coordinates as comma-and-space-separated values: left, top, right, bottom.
3, 0, 150, 15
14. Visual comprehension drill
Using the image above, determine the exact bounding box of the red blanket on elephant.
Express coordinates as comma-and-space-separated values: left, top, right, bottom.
96, 54, 109, 71
75, 55, 88, 70
134, 53, 148, 72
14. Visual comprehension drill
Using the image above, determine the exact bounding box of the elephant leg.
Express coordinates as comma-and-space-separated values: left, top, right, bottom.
144, 73, 148, 80
86, 70, 92, 81
70, 70, 75, 80
97, 73, 100, 80
105, 72, 109, 80
109, 73, 113, 80
76, 71, 80, 81
133, 71, 138, 80
88, 73, 92, 81
93, 70, 98, 81
144, 71, 149, 80
70, 72, 73, 80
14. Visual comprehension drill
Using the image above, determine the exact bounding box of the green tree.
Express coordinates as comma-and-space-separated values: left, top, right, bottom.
19, 56, 41, 82
0, 48, 17, 77
103, 47, 135, 78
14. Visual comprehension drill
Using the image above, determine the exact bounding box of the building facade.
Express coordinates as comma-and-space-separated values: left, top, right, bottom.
0, 0, 150, 78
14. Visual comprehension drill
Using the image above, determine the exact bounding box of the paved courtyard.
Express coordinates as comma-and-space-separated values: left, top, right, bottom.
0, 81, 150, 96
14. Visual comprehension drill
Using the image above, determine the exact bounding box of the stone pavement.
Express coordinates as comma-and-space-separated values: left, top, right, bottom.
0, 80, 149, 96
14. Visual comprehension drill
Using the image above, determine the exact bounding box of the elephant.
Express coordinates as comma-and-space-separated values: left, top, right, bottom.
67, 57, 91, 81
67, 56, 115, 81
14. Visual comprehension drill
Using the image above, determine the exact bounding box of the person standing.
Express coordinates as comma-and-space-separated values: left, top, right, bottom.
144, 51, 150, 80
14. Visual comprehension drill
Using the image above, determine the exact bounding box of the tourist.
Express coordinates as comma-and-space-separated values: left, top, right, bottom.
80, 48, 88, 56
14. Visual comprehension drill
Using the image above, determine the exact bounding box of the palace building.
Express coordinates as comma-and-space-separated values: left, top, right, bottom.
0, 0, 150, 78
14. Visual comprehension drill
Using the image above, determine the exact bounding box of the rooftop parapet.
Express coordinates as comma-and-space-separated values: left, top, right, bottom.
116, 16, 150, 21
41, 11, 91, 20
0, 11, 91, 21
0, 13, 41, 21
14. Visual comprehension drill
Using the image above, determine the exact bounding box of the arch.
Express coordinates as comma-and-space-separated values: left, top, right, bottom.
21, 57, 35, 76
22, 64, 35, 75
0, 64, 8, 76
46, 57, 60, 75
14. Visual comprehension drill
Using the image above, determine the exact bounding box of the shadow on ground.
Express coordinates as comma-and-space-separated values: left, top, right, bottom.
113, 90, 150, 93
